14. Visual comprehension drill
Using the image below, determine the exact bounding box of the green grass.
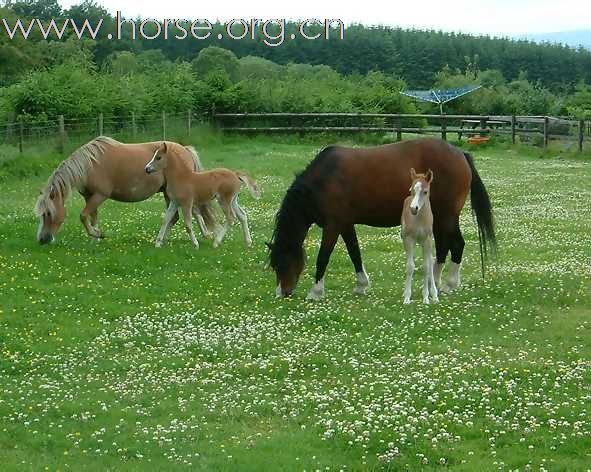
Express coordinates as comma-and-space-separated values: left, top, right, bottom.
0, 133, 590, 471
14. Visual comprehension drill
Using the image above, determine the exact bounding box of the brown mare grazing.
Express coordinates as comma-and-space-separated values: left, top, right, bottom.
401, 168, 438, 305
269, 138, 496, 299
35, 137, 218, 244
145, 142, 261, 248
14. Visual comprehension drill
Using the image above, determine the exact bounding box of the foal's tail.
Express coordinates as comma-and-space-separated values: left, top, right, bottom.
236, 172, 262, 200
464, 152, 497, 278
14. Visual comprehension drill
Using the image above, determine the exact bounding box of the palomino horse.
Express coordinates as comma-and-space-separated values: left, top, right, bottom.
34, 136, 218, 244
269, 138, 496, 299
401, 168, 438, 305
145, 142, 261, 248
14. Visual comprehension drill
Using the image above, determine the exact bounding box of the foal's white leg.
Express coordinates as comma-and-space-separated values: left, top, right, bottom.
443, 262, 462, 293
156, 201, 178, 248
403, 237, 415, 305
193, 207, 212, 240
232, 197, 252, 247
424, 238, 439, 303
421, 239, 432, 305
181, 204, 199, 249
213, 199, 235, 248
353, 267, 370, 296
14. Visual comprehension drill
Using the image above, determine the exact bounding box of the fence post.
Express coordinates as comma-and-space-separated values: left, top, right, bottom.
162, 111, 167, 140
579, 119, 585, 153
511, 115, 516, 144
58, 115, 65, 152
131, 111, 137, 139
543, 116, 549, 148
395, 119, 402, 142
18, 121, 24, 155
98, 113, 104, 136
440, 117, 447, 141
187, 109, 192, 135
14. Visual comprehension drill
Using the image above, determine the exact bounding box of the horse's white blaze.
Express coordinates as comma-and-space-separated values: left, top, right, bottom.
307, 278, 325, 301
410, 181, 426, 213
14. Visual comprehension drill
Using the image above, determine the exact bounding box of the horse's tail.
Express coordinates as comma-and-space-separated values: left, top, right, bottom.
184, 145, 221, 234
463, 152, 497, 279
236, 172, 261, 200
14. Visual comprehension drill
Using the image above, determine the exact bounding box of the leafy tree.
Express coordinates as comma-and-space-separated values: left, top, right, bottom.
192, 47, 240, 81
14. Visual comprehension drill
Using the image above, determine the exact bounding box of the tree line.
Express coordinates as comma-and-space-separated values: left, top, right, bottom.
1, 0, 590, 124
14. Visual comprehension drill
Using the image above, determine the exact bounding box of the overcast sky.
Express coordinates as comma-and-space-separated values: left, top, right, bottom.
57, 0, 588, 36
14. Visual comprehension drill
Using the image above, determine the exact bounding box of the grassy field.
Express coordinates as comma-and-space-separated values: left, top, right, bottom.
0, 133, 590, 471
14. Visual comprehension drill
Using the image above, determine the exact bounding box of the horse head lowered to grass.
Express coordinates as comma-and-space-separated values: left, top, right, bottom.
34, 137, 219, 244
268, 138, 496, 300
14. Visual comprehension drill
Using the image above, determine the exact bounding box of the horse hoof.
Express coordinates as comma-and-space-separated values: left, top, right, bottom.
246, 239, 253, 248
307, 290, 325, 301
423, 298, 430, 305
353, 286, 368, 296
403, 298, 412, 305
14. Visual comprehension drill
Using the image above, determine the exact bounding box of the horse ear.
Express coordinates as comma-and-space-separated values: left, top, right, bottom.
410, 168, 417, 180
426, 169, 434, 183
162, 142, 168, 153
49, 186, 56, 199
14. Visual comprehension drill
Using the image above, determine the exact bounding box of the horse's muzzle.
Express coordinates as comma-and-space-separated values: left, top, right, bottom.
38, 233, 54, 245
145, 165, 155, 174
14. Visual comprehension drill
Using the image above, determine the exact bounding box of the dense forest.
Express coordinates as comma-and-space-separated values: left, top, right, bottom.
1, 0, 591, 124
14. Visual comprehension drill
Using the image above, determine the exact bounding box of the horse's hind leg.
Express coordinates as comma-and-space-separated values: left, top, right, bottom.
307, 226, 339, 301
81, 194, 107, 240
213, 196, 235, 248
341, 226, 370, 296
232, 195, 252, 247
433, 220, 453, 290
445, 222, 465, 293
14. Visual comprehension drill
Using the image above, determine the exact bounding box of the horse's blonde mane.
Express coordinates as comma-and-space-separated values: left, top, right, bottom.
182, 144, 204, 171
34, 136, 119, 217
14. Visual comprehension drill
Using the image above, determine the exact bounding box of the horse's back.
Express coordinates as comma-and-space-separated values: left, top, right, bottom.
315, 139, 472, 228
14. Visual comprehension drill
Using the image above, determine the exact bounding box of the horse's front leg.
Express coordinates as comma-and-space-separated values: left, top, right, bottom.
155, 201, 178, 248
421, 237, 438, 304
81, 194, 107, 240
181, 202, 199, 249
403, 236, 416, 304
426, 237, 439, 303
342, 226, 370, 296
307, 226, 339, 301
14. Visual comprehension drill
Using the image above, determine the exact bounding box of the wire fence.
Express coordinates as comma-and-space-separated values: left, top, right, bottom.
0, 111, 207, 154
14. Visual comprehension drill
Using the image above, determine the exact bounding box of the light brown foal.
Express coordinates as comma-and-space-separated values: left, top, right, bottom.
401, 168, 439, 305
145, 142, 261, 248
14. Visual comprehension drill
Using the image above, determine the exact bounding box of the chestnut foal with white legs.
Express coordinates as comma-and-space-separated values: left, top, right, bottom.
145, 142, 260, 249
401, 168, 439, 305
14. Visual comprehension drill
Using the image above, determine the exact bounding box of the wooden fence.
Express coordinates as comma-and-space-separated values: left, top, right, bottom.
1, 111, 589, 154
213, 113, 590, 152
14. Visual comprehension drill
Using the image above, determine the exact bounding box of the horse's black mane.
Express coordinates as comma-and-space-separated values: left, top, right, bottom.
268, 146, 339, 274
